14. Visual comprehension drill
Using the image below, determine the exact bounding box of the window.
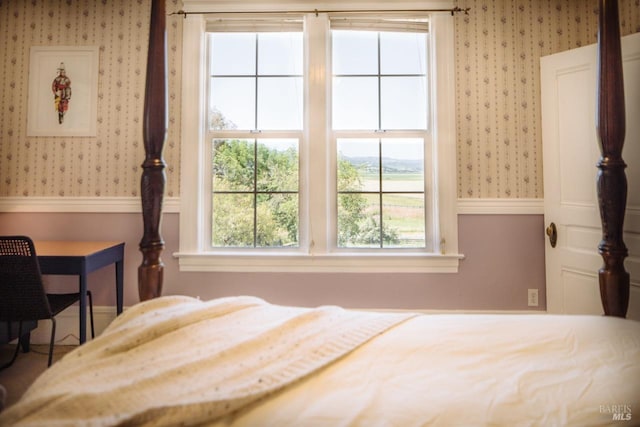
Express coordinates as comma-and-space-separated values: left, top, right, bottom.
179, 1, 461, 272
332, 28, 428, 249
208, 31, 303, 248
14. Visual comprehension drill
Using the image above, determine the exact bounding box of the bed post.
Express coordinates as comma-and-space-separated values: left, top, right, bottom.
139, 0, 167, 301
596, 0, 629, 317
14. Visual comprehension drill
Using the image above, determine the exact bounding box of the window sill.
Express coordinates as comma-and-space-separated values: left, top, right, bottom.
173, 251, 464, 273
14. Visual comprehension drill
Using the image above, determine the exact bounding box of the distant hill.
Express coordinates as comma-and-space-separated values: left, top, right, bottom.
341, 156, 423, 173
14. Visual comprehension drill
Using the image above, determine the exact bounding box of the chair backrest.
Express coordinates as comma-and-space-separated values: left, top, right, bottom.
0, 236, 52, 322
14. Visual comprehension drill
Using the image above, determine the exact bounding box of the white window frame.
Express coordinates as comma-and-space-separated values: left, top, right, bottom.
177, 0, 462, 273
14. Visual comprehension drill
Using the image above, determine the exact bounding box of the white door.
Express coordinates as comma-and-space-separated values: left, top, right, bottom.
541, 32, 640, 320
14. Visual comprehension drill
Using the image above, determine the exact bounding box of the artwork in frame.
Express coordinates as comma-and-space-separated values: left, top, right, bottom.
27, 46, 99, 137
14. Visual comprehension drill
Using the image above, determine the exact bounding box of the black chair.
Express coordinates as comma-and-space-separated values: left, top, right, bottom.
0, 236, 94, 368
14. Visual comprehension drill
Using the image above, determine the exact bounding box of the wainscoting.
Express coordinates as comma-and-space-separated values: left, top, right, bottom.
0, 197, 546, 312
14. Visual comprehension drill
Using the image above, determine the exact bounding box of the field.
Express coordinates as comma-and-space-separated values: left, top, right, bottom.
360, 172, 425, 247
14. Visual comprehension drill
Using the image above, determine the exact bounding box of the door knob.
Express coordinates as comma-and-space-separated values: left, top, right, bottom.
546, 222, 557, 248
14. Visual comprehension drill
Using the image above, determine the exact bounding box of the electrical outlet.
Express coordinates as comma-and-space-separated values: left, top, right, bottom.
528, 289, 539, 307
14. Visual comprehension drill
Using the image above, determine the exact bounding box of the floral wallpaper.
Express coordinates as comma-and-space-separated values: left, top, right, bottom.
0, 0, 182, 198
455, 0, 640, 198
0, 0, 638, 199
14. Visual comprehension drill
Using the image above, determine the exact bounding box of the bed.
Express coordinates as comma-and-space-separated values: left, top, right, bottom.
0, 294, 639, 426
0, 0, 638, 426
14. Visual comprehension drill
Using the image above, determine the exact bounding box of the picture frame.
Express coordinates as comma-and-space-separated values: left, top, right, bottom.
27, 46, 99, 137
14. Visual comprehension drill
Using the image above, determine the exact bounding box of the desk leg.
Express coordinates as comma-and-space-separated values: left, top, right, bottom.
78, 271, 87, 344
116, 259, 124, 315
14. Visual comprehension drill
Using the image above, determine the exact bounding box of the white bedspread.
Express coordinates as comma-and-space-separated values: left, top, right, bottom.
216, 312, 640, 427
1, 296, 639, 426
0, 296, 415, 427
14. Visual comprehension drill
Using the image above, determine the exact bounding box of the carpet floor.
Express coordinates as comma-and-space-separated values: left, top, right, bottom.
0, 343, 75, 410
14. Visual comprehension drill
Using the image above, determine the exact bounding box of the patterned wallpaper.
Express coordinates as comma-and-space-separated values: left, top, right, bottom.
0, 0, 182, 198
455, 0, 640, 198
0, 0, 638, 199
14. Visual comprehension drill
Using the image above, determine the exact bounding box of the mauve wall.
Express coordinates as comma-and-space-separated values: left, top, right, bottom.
0, 212, 546, 311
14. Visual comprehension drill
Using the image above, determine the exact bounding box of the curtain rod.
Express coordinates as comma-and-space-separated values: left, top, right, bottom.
170, 6, 470, 18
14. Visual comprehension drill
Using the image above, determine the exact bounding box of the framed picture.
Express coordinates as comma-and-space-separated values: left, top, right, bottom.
27, 46, 99, 137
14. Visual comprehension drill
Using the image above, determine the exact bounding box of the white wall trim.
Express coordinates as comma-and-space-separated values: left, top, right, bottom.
0, 196, 180, 213
457, 198, 544, 215
176, 252, 464, 273
0, 196, 543, 215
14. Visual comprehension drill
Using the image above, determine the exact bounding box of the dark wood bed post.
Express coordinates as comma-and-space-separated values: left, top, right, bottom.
596, 0, 629, 317
139, 0, 167, 301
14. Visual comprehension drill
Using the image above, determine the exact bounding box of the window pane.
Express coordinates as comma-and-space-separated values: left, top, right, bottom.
337, 137, 425, 248
212, 138, 299, 249
338, 194, 380, 248
212, 193, 254, 247
332, 30, 428, 132
380, 32, 426, 74
380, 76, 427, 129
332, 30, 378, 75
210, 77, 255, 130
381, 139, 424, 192
256, 194, 299, 247
258, 32, 303, 75
257, 77, 303, 130
332, 77, 378, 129
382, 194, 425, 248
210, 33, 256, 75
256, 139, 298, 192
213, 139, 254, 191
337, 138, 379, 192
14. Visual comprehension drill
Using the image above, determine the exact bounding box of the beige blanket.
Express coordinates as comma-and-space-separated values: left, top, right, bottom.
0, 296, 415, 427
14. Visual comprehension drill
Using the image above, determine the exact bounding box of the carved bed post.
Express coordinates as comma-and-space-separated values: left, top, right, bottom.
139, 0, 167, 301
596, 0, 629, 317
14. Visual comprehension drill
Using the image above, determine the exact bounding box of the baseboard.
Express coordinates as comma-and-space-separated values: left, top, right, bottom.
28, 306, 118, 345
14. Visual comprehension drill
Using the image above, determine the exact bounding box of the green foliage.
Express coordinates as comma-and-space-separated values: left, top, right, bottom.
213, 139, 403, 248
257, 143, 298, 192
337, 160, 400, 247
212, 193, 254, 247
212, 139, 299, 247
213, 139, 254, 191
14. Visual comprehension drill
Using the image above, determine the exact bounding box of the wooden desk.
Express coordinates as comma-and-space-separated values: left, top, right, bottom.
34, 241, 125, 344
